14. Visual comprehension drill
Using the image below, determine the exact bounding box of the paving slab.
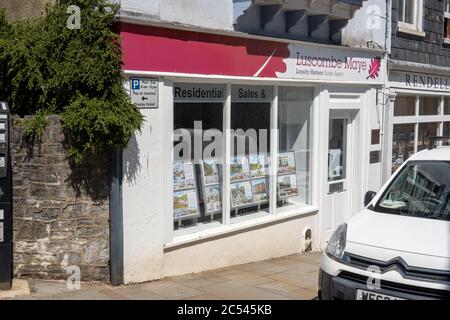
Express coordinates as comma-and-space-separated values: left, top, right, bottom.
0, 280, 30, 299
4, 251, 322, 300
256, 281, 317, 300
200, 280, 290, 300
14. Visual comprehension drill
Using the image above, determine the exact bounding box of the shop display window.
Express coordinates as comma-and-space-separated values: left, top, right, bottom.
444, 122, 450, 146
230, 85, 272, 218
173, 84, 225, 230
417, 122, 439, 151
419, 97, 439, 115
392, 96, 450, 175
172, 83, 313, 232
277, 87, 312, 211
394, 97, 415, 116
392, 124, 415, 173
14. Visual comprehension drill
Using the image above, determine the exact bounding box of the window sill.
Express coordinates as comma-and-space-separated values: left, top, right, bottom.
397, 26, 426, 38
165, 205, 319, 250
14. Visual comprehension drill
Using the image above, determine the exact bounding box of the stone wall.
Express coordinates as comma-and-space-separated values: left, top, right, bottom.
0, 0, 55, 21
11, 115, 111, 282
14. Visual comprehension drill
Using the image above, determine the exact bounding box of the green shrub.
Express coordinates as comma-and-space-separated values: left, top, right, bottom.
0, 0, 143, 162
23, 109, 49, 142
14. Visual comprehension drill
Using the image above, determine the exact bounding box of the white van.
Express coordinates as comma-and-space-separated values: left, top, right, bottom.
319, 146, 450, 300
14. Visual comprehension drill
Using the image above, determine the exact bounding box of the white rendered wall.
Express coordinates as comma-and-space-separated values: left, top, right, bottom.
367, 88, 383, 193
342, 0, 388, 50
122, 79, 167, 283
162, 215, 317, 278
119, 0, 233, 31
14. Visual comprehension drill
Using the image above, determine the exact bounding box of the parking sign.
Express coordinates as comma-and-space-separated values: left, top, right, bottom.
130, 78, 158, 109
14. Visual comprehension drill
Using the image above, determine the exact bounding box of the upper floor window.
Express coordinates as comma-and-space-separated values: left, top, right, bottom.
398, 0, 423, 35
445, 0, 450, 41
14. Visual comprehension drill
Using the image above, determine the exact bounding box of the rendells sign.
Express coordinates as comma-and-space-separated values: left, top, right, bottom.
390, 71, 450, 92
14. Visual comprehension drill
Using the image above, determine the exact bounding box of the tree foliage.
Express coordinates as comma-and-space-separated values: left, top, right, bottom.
0, 0, 143, 162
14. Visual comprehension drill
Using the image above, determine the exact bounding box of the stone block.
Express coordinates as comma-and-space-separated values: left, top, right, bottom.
15, 220, 49, 241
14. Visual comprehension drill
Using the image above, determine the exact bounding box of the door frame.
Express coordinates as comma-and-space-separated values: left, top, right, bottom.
317, 89, 365, 250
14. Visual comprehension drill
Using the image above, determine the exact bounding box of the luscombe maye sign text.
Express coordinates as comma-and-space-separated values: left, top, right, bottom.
276, 43, 383, 83
390, 71, 450, 92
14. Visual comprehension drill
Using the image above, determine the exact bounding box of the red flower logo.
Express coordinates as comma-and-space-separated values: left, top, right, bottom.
367, 57, 381, 79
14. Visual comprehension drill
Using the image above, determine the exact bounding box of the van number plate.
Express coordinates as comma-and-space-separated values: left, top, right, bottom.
356, 289, 404, 300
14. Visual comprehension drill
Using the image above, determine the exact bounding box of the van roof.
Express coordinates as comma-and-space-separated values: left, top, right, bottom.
410, 147, 450, 162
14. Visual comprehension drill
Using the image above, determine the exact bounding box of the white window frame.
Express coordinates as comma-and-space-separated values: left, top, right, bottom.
392, 95, 450, 163
398, 0, 425, 37
444, 0, 450, 42
168, 80, 318, 244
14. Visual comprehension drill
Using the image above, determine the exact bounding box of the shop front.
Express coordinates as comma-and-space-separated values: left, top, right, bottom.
118, 23, 386, 283
385, 66, 450, 181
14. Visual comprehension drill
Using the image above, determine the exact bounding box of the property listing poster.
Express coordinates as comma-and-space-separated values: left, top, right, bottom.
249, 154, 267, 178
204, 185, 221, 213
231, 181, 253, 207
277, 152, 296, 174
202, 159, 220, 185
173, 161, 196, 190
328, 149, 342, 179
251, 178, 269, 203
230, 156, 251, 181
277, 174, 299, 198
173, 189, 199, 219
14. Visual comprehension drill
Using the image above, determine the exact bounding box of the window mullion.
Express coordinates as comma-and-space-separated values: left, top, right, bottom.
439, 97, 444, 146
414, 123, 419, 153
223, 84, 231, 225
403, 0, 407, 21
270, 86, 279, 215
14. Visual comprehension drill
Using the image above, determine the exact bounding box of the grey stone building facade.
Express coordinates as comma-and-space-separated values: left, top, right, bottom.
384, 0, 450, 181
390, 0, 450, 66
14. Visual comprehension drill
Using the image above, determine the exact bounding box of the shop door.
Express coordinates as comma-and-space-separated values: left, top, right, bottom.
321, 110, 358, 248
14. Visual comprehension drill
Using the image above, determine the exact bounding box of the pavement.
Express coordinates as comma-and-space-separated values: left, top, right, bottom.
5, 252, 322, 300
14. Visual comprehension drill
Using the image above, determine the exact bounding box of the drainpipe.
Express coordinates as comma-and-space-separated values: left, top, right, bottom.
379, 0, 392, 185
109, 148, 124, 286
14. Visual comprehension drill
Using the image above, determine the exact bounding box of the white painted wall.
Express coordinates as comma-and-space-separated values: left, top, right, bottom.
163, 215, 317, 277
342, 0, 389, 49
367, 88, 383, 193
119, 0, 233, 31
122, 79, 167, 282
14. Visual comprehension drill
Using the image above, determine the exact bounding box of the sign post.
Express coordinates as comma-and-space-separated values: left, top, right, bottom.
0, 102, 12, 291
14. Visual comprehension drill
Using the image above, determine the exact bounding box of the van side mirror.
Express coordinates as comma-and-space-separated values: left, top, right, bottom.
364, 191, 377, 207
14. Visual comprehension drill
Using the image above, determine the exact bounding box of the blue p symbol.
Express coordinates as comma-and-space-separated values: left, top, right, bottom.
132, 79, 140, 90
